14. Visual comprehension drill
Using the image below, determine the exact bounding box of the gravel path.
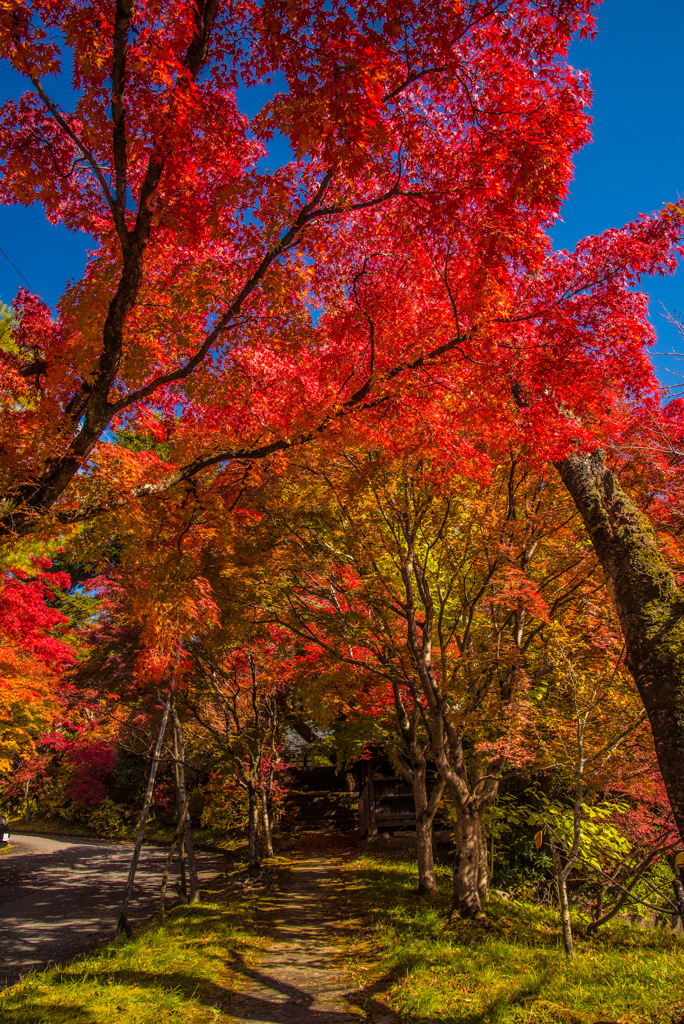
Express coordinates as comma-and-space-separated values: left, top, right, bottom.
219, 858, 394, 1024
0, 832, 225, 987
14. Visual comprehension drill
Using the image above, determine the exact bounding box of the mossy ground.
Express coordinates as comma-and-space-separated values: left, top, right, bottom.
340, 851, 684, 1024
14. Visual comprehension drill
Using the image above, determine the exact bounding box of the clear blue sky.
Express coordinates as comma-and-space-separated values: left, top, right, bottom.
551, 1, 684, 387
0, 1, 682, 384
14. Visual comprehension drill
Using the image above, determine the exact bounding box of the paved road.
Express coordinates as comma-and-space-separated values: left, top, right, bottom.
0, 833, 226, 988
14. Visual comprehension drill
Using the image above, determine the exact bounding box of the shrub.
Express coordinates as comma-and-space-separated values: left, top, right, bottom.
87, 797, 131, 838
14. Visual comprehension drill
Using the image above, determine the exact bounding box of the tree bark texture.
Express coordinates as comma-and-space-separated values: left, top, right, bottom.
415, 815, 438, 895
412, 752, 444, 895
552, 842, 575, 958
260, 786, 274, 858
117, 689, 172, 937
478, 819, 489, 903
247, 781, 260, 874
452, 804, 484, 919
557, 451, 684, 840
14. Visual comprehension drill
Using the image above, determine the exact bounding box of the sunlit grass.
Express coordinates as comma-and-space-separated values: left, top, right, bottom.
341, 852, 684, 1024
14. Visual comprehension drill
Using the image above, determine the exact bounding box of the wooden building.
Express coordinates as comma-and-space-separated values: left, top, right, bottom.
357, 755, 417, 836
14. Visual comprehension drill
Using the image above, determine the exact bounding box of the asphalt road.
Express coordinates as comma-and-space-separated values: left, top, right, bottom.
0, 833, 226, 988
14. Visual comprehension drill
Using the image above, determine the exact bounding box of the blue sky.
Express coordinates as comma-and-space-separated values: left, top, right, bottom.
0, 1, 682, 384
552, 1, 684, 388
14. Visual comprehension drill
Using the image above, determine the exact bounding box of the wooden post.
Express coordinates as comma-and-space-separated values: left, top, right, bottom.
172, 721, 187, 899
171, 705, 198, 903
117, 689, 172, 938
159, 796, 188, 921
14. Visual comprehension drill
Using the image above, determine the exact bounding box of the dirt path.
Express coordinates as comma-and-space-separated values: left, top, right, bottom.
221, 857, 395, 1024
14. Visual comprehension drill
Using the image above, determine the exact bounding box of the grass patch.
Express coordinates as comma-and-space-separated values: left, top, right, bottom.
0, 872, 269, 1023
341, 852, 684, 1024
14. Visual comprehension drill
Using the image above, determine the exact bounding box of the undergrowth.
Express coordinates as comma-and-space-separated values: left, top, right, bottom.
341, 851, 684, 1024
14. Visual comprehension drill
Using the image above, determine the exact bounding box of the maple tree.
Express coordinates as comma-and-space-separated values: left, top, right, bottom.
0, 0, 628, 542
243, 439, 642, 913
2, 0, 684, 821
184, 630, 288, 873
0, 555, 73, 789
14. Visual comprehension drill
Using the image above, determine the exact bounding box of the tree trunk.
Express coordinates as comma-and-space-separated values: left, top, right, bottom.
247, 781, 260, 875
672, 877, 684, 924
24, 780, 31, 824
557, 451, 684, 841
117, 689, 172, 937
415, 814, 438, 895
412, 754, 442, 895
591, 882, 607, 925
179, 831, 187, 899
390, 680, 443, 896
260, 785, 274, 858
478, 818, 489, 903
452, 804, 484, 919
171, 708, 198, 903
552, 843, 575, 958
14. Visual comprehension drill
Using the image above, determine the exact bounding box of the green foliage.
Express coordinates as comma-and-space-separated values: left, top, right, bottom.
487, 794, 531, 840
87, 797, 132, 838
37, 768, 74, 822
200, 773, 249, 834
484, 794, 555, 891
0, 301, 15, 355
114, 427, 172, 461
531, 797, 632, 873
52, 588, 99, 634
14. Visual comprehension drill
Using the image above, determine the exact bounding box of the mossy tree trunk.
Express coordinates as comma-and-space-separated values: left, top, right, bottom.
557, 451, 684, 840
